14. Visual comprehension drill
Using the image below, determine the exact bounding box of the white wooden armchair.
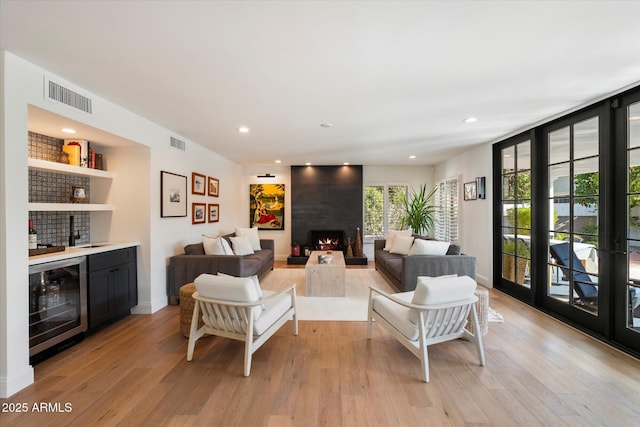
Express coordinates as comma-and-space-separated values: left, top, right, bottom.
187, 273, 298, 376
367, 275, 485, 382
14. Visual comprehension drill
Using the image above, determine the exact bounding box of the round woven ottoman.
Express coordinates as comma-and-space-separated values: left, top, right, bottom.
180, 283, 203, 338
468, 286, 489, 336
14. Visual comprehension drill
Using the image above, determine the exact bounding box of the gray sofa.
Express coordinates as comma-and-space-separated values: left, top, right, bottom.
168, 235, 274, 304
374, 237, 476, 292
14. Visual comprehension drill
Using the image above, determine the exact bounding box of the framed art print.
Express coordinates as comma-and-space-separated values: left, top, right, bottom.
208, 203, 220, 222
464, 181, 477, 201
161, 171, 187, 217
208, 177, 219, 197
192, 202, 206, 224
249, 183, 285, 230
192, 172, 206, 195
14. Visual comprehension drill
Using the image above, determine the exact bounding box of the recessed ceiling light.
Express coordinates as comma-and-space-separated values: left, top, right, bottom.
238, 126, 250, 133
320, 123, 333, 128
305, 162, 312, 166
61, 128, 76, 134
463, 117, 478, 123
275, 160, 282, 164
343, 162, 350, 165
409, 155, 417, 159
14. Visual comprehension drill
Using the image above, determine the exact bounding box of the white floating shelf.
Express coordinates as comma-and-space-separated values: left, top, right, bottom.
28, 203, 114, 212
28, 158, 113, 179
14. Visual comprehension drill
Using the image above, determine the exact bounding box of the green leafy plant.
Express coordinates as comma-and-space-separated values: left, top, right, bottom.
400, 184, 437, 235
503, 239, 530, 258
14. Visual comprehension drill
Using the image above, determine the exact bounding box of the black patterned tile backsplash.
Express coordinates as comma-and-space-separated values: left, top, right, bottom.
28, 132, 90, 246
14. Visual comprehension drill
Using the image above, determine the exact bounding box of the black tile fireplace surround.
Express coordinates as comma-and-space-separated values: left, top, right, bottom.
288, 165, 367, 265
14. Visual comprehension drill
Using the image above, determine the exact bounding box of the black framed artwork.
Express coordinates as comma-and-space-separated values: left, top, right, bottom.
464, 181, 477, 201
161, 171, 187, 217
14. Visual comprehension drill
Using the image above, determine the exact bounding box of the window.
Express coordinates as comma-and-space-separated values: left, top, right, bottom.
364, 185, 408, 242
435, 179, 459, 243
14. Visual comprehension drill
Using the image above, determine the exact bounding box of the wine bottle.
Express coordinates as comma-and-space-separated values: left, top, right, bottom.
28, 219, 37, 250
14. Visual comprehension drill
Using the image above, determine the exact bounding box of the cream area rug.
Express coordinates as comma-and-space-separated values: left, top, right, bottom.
259, 268, 396, 321
260, 268, 504, 323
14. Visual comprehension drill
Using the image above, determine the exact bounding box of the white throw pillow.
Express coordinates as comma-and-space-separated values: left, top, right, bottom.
409, 275, 476, 324
235, 226, 262, 251
202, 234, 227, 255
230, 235, 255, 255
389, 234, 414, 255
408, 239, 451, 256
383, 229, 412, 251
220, 237, 234, 255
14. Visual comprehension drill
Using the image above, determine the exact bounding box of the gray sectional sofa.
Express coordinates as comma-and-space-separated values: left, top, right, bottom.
374, 237, 476, 292
168, 235, 274, 304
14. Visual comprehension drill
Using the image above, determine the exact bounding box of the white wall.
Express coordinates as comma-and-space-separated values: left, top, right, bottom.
364, 165, 434, 191
0, 51, 244, 397
434, 142, 493, 287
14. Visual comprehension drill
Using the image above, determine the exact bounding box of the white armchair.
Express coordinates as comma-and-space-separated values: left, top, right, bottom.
367, 275, 485, 382
187, 273, 298, 376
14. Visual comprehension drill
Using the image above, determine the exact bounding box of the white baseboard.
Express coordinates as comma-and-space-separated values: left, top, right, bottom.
1, 365, 34, 398
476, 273, 492, 288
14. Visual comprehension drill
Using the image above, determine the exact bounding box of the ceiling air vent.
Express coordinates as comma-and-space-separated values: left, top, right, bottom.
169, 136, 186, 151
44, 76, 93, 114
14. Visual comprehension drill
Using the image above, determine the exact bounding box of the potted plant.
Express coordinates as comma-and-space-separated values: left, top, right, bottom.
502, 238, 530, 285
400, 184, 437, 236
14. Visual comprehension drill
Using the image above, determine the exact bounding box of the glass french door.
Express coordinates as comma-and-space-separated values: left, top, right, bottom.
613, 91, 640, 354
542, 107, 609, 335
499, 137, 533, 300
494, 87, 640, 356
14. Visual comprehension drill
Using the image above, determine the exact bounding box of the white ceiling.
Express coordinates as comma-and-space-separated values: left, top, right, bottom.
2, 1, 639, 166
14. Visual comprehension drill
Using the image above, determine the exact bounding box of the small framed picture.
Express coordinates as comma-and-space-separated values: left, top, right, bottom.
464, 181, 477, 201
208, 177, 219, 197
70, 185, 88, 203
192, 172, 206, 195
192, 203, 206, 224
208, 203, 220, 222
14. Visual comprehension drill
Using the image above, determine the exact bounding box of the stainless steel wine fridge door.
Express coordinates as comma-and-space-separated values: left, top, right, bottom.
28, 256, 88, 356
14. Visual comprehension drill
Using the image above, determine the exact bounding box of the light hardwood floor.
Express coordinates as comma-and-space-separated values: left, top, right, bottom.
2, 266, 640, 426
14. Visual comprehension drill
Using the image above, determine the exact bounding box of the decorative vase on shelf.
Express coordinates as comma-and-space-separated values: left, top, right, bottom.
354, 227, 363, 257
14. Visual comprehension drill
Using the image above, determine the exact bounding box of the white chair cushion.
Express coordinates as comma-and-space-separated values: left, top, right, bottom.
195, 273, 263, 319
218, 272, 263, 298
235, 226, 262, 251
383, 229, 412, 251
202, 234, 227, 255
390, 234, 414, 255
408, 239, 450, 256
230, 235, 255, 255
372, 292, 419, 340
253, 291, 293, 335
409, 275, 476, 324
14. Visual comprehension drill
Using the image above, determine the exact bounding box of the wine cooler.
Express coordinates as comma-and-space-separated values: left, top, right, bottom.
28, 256, 88, 356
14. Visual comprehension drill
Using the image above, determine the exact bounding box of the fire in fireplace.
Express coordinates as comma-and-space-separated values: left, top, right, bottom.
309, 230, 345, 251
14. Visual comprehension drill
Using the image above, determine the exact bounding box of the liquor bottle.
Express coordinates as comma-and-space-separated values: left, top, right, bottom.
38, 272, 47, 310
28, 220, 37, 250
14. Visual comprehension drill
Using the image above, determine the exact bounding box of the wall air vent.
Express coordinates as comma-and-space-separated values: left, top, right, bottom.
44, 76, 93, 114
169, 136, 186, 151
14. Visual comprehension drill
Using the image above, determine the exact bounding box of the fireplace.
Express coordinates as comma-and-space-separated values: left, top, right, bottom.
310, 230, 345, 251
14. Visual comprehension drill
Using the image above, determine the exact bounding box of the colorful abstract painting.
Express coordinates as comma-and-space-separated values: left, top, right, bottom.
250, 184, 285, 230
